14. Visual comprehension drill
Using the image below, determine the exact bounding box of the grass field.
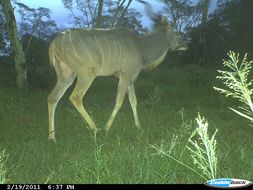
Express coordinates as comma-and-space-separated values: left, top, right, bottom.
0, 61, 252, 184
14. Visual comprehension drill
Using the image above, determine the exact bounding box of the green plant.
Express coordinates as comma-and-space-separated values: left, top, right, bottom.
150, 112, 218, 181
78, 132, 110, 184
214, 51, 253, 123
187, 113, 218, 179
150, 144, 207, 180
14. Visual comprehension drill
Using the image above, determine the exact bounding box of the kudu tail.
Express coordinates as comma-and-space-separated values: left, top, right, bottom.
48, 42, 56, 68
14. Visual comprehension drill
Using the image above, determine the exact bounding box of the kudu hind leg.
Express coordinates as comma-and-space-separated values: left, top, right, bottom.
127, 84, 141, 129
69, 77, 98, 133
48, 76, 75, 141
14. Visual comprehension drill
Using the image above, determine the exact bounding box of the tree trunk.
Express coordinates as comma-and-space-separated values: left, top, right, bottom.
0, 0, 28, 89
95, 0, 104, 28
117, 0, 132, 25
199, 0, 209, 66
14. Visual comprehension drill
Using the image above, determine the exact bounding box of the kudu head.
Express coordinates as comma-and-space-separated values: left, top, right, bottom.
152, 15, 188, 51
137, 0, 188, 51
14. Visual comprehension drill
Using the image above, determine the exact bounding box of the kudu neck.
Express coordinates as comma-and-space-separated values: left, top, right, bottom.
140, 27, 169, 70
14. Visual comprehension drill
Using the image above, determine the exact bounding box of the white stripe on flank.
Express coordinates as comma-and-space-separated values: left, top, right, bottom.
61, 32, 66, 52
93, 36, 104, 64
78, 34, 93, 63
113, 39, 118, 64
69, 31, 83, 60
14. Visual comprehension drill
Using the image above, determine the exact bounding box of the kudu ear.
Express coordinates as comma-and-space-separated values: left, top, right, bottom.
136, 0, 171, 30
160, 16, 170, 28
153, 15, 170, 29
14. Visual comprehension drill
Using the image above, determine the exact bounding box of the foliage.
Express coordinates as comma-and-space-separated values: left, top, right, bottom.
186, 0, 253, 66
214, 0, 253, 54
61, 0, 147, 32
151, 112, 218, 180
4, 2, 58, 89
104, 6, 146, 32
214, 51, 253, 123
21, 34, 52, 89
0, 2, 58, 89
187, 113, 218, 179
15, 2, 58, 40
159, 0, 201, 33
1, 0, 28, 89
0, 4, 10, 55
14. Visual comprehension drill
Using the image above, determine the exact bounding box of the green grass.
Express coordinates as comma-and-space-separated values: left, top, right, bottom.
0, 150, 8, 184
0, 62, 252, 183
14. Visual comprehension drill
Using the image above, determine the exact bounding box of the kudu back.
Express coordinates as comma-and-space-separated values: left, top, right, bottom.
47, 6, 187, 141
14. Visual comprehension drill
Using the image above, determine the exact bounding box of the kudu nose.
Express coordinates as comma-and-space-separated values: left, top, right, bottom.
178, 41, 188, 51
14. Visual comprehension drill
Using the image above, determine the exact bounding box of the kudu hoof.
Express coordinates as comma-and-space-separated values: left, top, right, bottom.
101, 127, 110, 135
48, 136, 57, 143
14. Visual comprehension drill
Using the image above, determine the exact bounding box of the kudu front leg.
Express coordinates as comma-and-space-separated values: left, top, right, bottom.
105, 77, 129, 132
127, 84, 141, 129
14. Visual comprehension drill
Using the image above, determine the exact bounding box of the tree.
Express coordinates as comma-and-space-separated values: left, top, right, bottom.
0, 0, 28, 89
103, 1, 145, 32
199, 0, 210, 65
22, 34, 52, 89
159, 0, 201, 33
0, 4, 10, 55
14, 2, 58, 69
15, 2, 58, 40
13, 2, 59, 89
108, 0, 133, 27
61, 0, 145, 32
214, 0, 253, 56
95, 0, 104, 27
186, 0, 253, 66
62, 0, 99, 28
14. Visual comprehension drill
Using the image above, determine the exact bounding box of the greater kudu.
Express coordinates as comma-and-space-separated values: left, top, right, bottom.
47, 3, 187, 141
